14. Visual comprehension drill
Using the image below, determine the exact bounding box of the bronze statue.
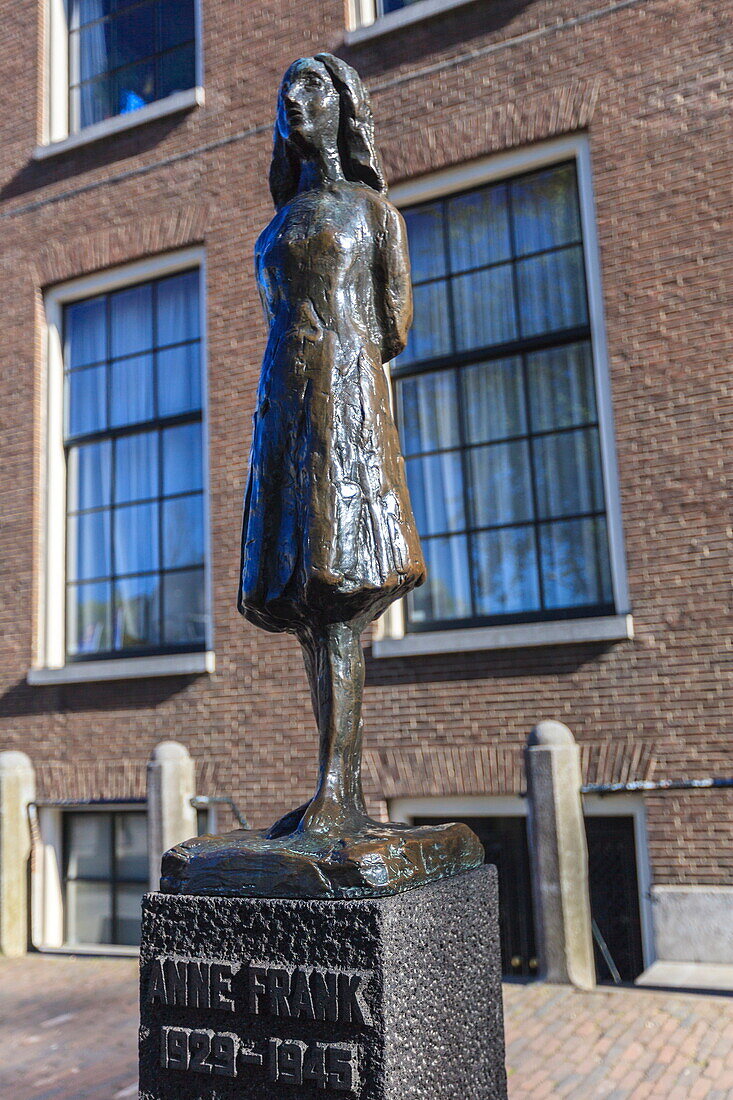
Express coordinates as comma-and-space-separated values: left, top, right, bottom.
161, 54, 483, 898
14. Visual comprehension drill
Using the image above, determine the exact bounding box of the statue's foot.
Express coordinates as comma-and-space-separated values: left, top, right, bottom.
298, 794, 373, 836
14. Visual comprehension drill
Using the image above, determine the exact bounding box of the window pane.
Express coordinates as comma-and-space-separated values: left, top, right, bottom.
67, 441, 111, 511
540, 516, 612, 609
73, 75, 116, 129
75, 22, 113, 82
472, 527, 540, 615
66, 366, 107, 437
400, 282, 451, 365
156, 270, 200, 346
527, 342, 596, 432
468, 441, 534, 527
159, 0, 196, 51
408, 535, 471, 623
462, 358, 526, 444
162, 568, 205, 644
405, 452, 465, 536
72, 0, 136, 30
452, 265, 517, 351
66, 881, 113, 946
533, 427, 604, 520
115, 813, 148, 881
110, 353, 154, 427
163, 423, 203, 494
67, 580, 112, 655
115, 431, 158, 503
115, 883, 145, 945
157, 42, 196, 99
65, 298, 106, 369
66, 813, 111, 878
111, 284, 153, 358
67, 510, 112, 581
511, 164, 581, 255
162, 494, 204, 568
115, 58, 156, 114
397, 370, 459, 456
111, 1, 156, 69
114, 502, 159, 574
403, 203, 447, 283
447, 184, 511, 272
114, 574, 161, 649
516, 246, 587, 338
157, 344, 201, 417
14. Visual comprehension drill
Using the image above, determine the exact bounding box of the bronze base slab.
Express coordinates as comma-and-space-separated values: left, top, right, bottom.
159, 819, 484, 900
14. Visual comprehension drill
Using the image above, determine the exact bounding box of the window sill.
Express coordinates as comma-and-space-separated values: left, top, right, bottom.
27, 650, 215, 685
33, 87, 204, 161
372, 614, 634, 658
36, 944, 139, 958
345, 0, 475, 44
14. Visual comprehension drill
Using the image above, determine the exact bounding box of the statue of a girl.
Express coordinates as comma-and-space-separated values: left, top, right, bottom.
161, 55, 482, 898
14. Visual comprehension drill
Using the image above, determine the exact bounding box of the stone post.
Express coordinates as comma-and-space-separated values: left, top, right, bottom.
147, 741, 197, 892
525, 721, 595, 989
0, 751, 36, 957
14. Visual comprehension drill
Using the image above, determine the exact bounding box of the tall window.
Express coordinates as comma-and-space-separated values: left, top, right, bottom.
68, 0, 197, 131
63, 809, 147, 946
64, 269, 205, 660
394, 162, 613, 630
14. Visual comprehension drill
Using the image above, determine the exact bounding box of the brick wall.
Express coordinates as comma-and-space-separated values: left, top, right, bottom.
0, 0, 730, 886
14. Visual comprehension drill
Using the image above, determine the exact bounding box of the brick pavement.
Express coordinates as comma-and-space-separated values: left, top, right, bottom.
2, 956, 733, 1098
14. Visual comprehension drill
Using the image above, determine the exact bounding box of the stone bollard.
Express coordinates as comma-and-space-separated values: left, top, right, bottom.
525, 721, 595, 989
147, 741, 197, 892
0, 751, 36, 957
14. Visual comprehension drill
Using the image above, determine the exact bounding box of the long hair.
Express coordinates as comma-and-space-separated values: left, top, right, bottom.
269, 53, 386, 210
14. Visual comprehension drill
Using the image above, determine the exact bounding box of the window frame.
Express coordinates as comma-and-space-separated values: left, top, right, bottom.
33, 247, 214, 683
38, 0, 204, 157
375, 135, 631, 655
62, 806, 148, 947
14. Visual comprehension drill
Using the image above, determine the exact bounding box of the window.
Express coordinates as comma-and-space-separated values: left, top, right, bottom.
63, 809, 147, 946
393, 159, 617, 632
41, 0, 201, 151
63, 268, 205, 660
35, 249, 211, 681
68, 0, 196, 131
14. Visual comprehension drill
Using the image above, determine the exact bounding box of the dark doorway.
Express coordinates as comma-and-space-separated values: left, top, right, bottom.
414, 815, 537, 979
585, 815, 645, 983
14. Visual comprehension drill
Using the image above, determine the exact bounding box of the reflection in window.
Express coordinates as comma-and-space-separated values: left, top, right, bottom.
63, 810, 147, 947
68, 0, 196, 132
394, 163, 613, 629
64, 269, 206, 659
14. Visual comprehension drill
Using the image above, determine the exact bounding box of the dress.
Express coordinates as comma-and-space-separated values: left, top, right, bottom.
238, 180, 425, 634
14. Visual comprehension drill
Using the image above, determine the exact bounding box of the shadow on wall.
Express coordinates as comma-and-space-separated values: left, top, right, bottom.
0, 111, 188, 205
0, 674, 198, 717
364, 640, 622, 687
342, 0, 541, 74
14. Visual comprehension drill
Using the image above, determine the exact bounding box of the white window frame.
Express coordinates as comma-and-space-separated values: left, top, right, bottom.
375, 134, 632, 657
346, 0, 476, 41
30, 247, 215, 685
36, 0, 205, 159
32, 802, 146, 956
390, 792, 654, 970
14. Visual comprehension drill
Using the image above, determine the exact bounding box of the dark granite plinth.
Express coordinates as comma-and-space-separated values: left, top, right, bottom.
139, 866, 507, 1100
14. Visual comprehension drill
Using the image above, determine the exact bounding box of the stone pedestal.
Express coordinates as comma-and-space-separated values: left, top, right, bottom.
139, 866, 507, 1099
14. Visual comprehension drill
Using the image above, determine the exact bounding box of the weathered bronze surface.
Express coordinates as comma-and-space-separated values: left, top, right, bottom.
161, 53, 483, 899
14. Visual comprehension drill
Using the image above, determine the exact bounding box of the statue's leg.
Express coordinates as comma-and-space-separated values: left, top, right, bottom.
300, 621, 368, 833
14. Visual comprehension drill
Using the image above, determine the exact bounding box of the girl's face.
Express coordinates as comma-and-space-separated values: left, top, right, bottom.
277, 59, 339, 154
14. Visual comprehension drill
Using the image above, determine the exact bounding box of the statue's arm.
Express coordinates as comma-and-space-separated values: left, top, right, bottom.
377, 200, 414, 363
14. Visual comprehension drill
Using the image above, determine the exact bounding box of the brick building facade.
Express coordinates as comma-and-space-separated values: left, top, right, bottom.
0, 0, 730, 977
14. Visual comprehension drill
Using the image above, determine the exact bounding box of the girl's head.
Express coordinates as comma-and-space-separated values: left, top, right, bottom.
270, 53, 386, 209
